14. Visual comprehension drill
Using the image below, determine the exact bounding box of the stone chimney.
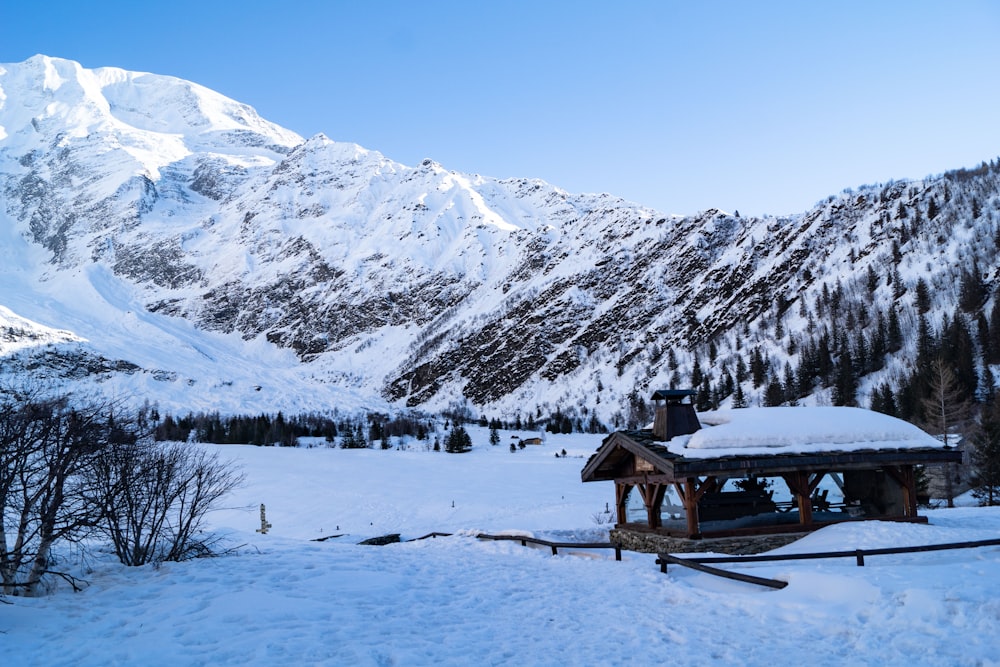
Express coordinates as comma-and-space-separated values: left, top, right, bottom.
650, 389, 701, 441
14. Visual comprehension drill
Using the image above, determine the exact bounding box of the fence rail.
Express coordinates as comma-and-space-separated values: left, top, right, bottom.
660, 536, 1000, 568
476, 533, 623, 560
657, 536, 1000, 588
407, 531, 622, 560
657, 553, 788, 589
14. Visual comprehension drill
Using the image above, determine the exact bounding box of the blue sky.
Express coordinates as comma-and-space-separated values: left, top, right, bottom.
3, 0, 999, 216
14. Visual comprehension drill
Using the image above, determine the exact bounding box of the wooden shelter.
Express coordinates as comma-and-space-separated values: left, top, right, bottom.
581, 392, 963, 540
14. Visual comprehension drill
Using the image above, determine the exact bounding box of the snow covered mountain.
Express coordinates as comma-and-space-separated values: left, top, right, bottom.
1, 55, 998, 421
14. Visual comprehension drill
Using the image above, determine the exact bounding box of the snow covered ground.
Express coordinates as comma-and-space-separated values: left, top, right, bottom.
3, 427, 1000, 666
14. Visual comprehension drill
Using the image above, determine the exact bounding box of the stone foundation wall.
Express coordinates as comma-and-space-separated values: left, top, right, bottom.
609, 528, 805, 555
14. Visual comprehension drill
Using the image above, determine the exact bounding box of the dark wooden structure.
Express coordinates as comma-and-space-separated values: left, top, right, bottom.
581, 392, 963, 540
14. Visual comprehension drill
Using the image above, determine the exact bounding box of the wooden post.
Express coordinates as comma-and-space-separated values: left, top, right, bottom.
683, 478, 701, 538
903, 465, 919, 518
782, 472, 813, 526
256, 503, 272, 534
615, 482, 633, 526
651, 483, 667, 529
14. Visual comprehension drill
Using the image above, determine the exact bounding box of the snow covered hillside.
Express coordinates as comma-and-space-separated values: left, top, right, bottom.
1, 55, 999, 423
2, 430, 999, 666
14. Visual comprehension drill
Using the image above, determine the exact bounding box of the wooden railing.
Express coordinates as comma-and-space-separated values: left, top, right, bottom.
407, 531, 622, 560
657, 536, 1000, 589
476, 533, 622, 560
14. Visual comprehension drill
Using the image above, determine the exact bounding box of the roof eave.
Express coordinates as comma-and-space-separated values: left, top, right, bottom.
581, 431, 676, 482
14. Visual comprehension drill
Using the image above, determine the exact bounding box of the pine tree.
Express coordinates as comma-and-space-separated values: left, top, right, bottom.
445, 425, 472, 453
690, 356, 703, 388
763, 379, 784, 407
972, 395, 1000, 506
958, 265, 986, 313
865, 264, 879, 295
915, 315, 936, 371
870, 382, 898, 416
750, 347, 767, 389
832, 339, 857, 406
732, 382, 748, 408
489, 423, 500, 446
696, 378, 712, 412
887, 308, 903, 353
915, 278, 931, 314
783, 362, 798, 405
988, 300, 1000, 365
340, 425, 359, 449
735, 354, 748, 384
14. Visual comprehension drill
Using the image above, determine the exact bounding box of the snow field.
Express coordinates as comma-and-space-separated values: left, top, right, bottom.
2, 429, 1000, 666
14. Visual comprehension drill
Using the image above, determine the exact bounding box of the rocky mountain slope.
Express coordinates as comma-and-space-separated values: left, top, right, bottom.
1, 55, 998, 422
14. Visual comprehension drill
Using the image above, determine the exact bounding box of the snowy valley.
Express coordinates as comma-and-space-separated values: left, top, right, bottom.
3, 429, 1000, 666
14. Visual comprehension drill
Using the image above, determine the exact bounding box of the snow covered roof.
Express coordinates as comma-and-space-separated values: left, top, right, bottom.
664, 406, 945, 460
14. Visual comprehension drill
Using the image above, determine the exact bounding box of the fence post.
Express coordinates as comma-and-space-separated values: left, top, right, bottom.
256, 503, 272, 535
855, 549, 865, 567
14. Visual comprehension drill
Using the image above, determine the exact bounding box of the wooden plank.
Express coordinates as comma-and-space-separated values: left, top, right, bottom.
657, 553, 788, 589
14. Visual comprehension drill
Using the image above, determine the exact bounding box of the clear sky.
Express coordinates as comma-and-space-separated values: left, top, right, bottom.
2, 0, 999, 216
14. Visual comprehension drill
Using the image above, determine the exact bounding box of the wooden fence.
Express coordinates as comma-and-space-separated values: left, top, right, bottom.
408, 531, 622, 560
398, 531, 1000, 590
656, 536, 1000, 589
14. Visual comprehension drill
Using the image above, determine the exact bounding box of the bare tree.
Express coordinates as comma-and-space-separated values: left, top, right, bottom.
1, 390, 243, 594
88, 438, 243, 566
920, 358, 973, 507
0, 393, 111, 596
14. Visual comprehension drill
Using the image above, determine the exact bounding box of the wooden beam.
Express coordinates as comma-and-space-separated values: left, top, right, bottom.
807, 471, 828, 495
829, 472, 846, 492
614, 473, 675, 485
692, 476, 720, 503
636, 482, 669, 529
